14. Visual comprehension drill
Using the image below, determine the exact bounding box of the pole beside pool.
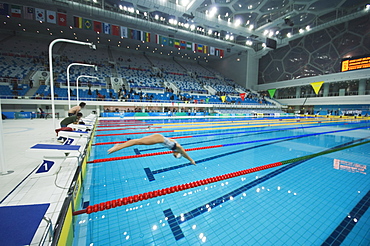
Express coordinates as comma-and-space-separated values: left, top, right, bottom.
48, 38, 96, 129
0, 100, 13, 175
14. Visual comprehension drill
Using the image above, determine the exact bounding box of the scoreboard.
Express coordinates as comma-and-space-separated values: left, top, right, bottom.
341, 55, 370, 72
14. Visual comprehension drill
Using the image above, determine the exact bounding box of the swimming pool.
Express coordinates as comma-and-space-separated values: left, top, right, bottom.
73, 117, 370, 245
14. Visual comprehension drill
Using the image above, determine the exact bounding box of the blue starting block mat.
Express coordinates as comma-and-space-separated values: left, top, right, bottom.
30, 144, 80, 151
0, 203, 50, 246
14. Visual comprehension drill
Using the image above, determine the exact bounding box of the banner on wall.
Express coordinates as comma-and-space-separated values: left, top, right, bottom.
310, 81, 324, 95
268, 89, 276, 98
220, 96, 226, 102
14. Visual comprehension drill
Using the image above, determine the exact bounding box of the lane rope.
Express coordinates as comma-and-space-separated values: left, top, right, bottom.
73, 138, 370, 215
92, 121, 367, 146
88, 126, 369, 163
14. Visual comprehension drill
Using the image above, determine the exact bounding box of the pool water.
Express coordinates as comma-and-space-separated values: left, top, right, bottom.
73, 117, 370, 245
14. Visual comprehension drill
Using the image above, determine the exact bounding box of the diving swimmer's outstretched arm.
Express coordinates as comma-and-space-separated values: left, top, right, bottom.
107, 134, 196, 165
175, 143, 196, 165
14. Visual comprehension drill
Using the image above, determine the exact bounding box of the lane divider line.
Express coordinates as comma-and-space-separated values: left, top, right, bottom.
88, 126, 369, 164
73, 138, 370, 215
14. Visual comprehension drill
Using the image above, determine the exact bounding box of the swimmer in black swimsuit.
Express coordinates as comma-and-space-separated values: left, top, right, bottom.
107, 133, 196, 165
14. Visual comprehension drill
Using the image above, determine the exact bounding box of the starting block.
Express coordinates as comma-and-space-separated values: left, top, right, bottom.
27, 143, 82, 158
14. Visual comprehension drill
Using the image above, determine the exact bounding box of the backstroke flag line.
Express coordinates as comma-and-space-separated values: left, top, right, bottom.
268, 89, 276, 98
310, 81, 324, 95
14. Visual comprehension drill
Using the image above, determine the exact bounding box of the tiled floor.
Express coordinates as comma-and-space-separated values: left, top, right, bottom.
0, 118, 86, 245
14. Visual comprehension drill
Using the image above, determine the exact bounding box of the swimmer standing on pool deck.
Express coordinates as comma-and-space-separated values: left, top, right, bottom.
107, 133, 196, 165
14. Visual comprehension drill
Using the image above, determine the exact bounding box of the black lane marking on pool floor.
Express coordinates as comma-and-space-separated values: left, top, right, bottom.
163, 208, 185, 240
321, 190, 370, 246
163, 138, 370, 241
144, 126, 369, 181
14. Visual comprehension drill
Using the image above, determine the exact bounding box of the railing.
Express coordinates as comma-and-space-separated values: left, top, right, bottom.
0, 95, 268, 106
276, 90, 370, 99
39, 217, 53, 246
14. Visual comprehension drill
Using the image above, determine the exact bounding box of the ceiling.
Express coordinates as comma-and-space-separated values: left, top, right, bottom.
104, 0, 370, 49
1, 0, 369, 60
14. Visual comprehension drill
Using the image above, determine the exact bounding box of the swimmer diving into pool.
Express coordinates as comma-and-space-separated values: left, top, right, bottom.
107, 133, 196, 165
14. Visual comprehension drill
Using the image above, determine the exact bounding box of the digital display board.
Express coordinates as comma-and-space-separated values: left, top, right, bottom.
341, 55, 370, 72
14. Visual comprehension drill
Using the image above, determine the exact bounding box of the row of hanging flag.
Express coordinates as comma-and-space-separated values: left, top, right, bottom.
267, 81, 324, 98
0, 2, 225, 57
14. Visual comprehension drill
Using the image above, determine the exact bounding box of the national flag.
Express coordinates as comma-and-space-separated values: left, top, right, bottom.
155, 34, 161, 44
23, 6, 34, 20
215, 48, 220, 56
93, 21, 102, 33
73, 16, 82, 28
197, 44, 203, 53
192, 43, 197, 52
0, 3, 9, 16
162, 36, 168, 46
210, 47, 215, 55
174, 40, 180, 48
11, 5, 21, 18
112, 25, 120, 36
180, 41, 186, 49
220, 49, 224, 57
46, 10, 56, 24
84, 19, 92, 30
168, 38, 174, 47
35, 8, 45, 22
103, 23, 111, 34
120, 26, 128, 38
203, 45, 208, 54
57, 13, 67, 26
136, 30, 144, 41
186, 42, 192, 50
129, 29, 135, 39
145, 32, 150, 42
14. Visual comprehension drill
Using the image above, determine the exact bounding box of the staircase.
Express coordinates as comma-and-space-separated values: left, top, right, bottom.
25, 87, 38, 97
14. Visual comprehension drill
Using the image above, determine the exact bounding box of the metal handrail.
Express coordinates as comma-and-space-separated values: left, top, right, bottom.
39, 216, 53, 246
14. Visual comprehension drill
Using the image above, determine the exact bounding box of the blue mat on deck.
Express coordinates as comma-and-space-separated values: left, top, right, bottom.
0, 203, 50, 246
31, 144, 80, 151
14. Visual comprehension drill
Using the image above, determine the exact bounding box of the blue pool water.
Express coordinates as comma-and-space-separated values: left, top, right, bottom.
73, 117, 370, 245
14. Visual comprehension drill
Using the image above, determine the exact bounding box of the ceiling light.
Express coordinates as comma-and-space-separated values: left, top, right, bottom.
287, 32, 292, 38
209, 7, 217, 17
234, 19, 241, 26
